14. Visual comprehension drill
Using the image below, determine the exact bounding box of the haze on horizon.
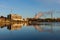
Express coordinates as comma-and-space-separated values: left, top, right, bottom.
0, 0, 60, 18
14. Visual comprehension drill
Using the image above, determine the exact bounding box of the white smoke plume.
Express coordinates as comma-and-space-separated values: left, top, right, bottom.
34, 12, 43, 19
34, 11, 55, 19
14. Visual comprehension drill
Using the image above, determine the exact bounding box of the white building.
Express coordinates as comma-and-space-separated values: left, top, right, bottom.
7, 14, 23, 21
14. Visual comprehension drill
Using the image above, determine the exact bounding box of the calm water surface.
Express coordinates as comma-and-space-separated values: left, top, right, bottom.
0, 22, 60, 40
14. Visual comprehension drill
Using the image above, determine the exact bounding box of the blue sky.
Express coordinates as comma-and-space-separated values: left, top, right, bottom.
0, 0, 60, 18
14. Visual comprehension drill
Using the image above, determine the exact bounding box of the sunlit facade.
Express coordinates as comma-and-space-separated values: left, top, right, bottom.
7, 14, 23, 21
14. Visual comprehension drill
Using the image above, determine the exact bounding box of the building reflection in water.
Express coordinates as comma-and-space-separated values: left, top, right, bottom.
0, 22, 60, 33
7, 23, 22, 30
0, 22, 28, 30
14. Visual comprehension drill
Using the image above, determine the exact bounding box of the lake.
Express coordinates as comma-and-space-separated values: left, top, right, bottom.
0, 22, 60, 40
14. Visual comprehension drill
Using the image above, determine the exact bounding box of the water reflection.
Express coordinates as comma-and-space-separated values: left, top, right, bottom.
0, 22, 60, 33
28, 22, 60, 33
0, 22, 28, 30
33, 25, 43, 32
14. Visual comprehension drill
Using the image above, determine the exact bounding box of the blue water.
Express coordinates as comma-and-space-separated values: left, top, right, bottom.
0, 22, 60, 40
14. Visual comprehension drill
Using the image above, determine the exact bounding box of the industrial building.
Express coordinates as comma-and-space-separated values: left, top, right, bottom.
7, 14, 24, 21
